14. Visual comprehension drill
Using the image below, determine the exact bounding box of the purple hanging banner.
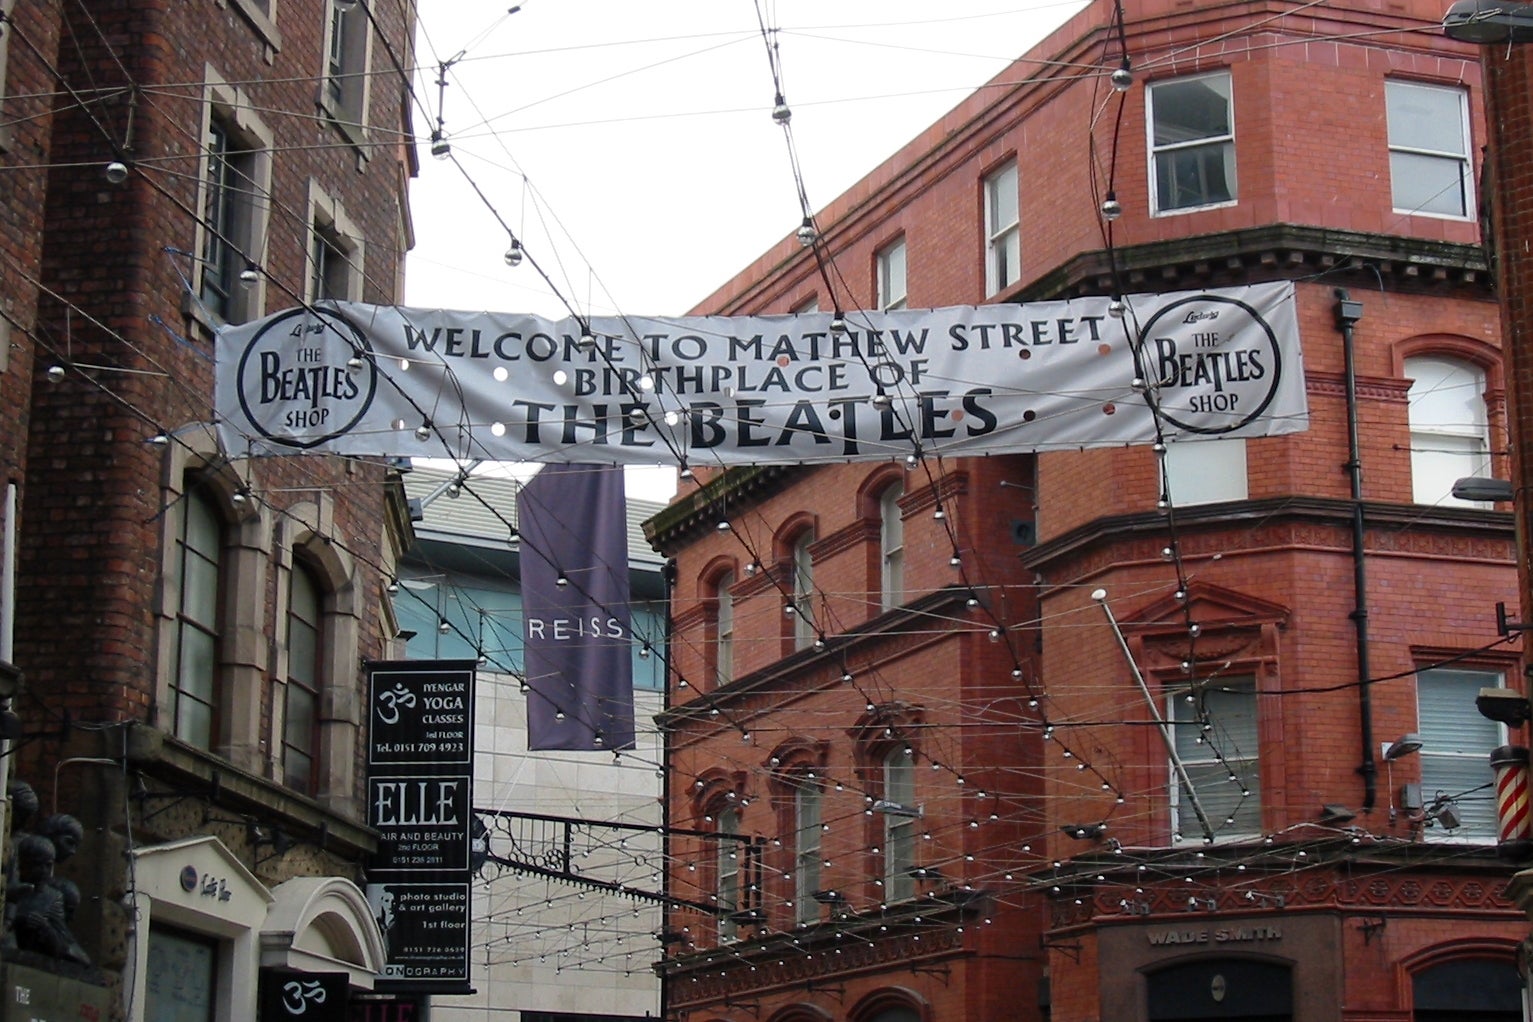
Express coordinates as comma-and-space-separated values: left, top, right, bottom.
518, 464, 635, 751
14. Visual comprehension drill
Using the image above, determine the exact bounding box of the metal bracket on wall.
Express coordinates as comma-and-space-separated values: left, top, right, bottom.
805, 980, 845, 1001
1041, 939, 1083, 963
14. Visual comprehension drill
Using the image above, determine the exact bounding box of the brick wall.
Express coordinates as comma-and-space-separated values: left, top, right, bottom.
656, 0, 1525, 1017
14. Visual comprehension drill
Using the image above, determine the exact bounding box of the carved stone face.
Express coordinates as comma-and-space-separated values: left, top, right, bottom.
16, 835, 55, 883
40, 816, 82, 860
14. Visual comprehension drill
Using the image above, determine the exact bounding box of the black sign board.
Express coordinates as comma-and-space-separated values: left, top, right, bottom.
369, 663, 473, 767
259, 970, 348, 1021
363, 881, 471, 987
369, 774, 471, 872
365, 660, 476, 994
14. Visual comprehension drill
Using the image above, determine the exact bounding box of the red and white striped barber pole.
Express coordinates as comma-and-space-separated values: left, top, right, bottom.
1491, 745, 1533, 861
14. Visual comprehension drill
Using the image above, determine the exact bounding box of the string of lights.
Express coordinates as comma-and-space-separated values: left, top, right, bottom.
0, 0, 1511, 983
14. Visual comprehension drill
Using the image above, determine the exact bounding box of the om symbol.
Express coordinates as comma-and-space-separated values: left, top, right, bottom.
280, 979, 327, 1015
376, 682, 417, 725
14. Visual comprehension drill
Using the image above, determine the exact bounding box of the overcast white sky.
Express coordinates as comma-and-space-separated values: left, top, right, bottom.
403, 0, 1088, 498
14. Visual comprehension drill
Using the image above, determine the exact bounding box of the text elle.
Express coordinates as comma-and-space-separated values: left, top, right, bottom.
374, 780, 461, 826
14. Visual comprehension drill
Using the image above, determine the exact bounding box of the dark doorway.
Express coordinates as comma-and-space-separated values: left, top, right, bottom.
1147, 958, 1292, 1021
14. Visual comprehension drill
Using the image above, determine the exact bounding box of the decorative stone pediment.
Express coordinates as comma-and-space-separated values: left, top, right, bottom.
1124, 582, 1289, 671
261, 875, 385, 989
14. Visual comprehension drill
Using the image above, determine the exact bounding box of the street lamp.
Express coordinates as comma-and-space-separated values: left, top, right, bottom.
1443, 0, 1533, 43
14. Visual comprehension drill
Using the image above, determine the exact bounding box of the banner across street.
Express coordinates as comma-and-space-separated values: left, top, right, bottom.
215, 282, 1306, 465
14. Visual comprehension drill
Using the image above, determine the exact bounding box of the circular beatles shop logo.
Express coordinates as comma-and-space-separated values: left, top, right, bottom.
234, 306, 378, 449
1133, 294, 1284, 435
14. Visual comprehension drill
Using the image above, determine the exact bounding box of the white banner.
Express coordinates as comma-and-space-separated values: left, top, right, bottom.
214, 282, 1305, 465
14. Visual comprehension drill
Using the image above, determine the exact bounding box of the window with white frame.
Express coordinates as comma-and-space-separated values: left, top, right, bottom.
1405, 355, 1491, 506
323, 0, 372, 143
1387, 80, 1473, 219
717, 807, 740, 939
791, 530, 814, 650
283, 562, 322, 793
879, 481, 904, 612
882, 748, 916, 902
310, 226, 348, 302
1169, 678, 1260, 841
228, 0, 281, 51
200, 118, 258, 322
170, 488, 222, 749
793, 780, 822, 925
1162, 438, 1248, 506
196, 73, 272, 327
878, 238, 907, 311
983, 163, 1019, 295
307, 183, 364, 302
1148, 71, 1237, 214
714, 570, 734, 687
1416, 666, 1504, 842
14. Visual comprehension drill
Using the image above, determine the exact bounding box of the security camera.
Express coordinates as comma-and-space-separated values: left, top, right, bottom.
1476, 687, 1531, 727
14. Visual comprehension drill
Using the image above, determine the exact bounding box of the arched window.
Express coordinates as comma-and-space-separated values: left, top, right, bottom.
170, 487, 223, 749
792, 779, 822, 924
882, 748, 916, 902
849, 987, 928, 1022
1413, 958, 1520, 1021
852, 702, 924, 906
1406, 355, 1490, 506
283, 561, 323, 793
714, 570, 735, 687
879, 482, 904, 612
791, 530, 815, 650
717, 806, 741, 940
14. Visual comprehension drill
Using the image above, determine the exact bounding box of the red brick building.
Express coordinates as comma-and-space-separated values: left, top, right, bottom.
0, 2, 418, 1017
645, 1, 1530, 1019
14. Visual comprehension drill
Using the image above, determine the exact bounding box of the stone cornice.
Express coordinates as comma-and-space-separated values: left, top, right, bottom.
1048, 860, 1516, 932
127, 722, 378, 857
1306, 370, 1412, 403
812, 518, 878, 561
658, 589, 971, 731
644, 466, 801, 553
1019, 225, 1491, 303
1023, 498, 1514, 580
662, 898, 976, 1007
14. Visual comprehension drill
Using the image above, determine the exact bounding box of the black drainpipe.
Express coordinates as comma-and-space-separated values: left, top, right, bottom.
1336, 290, 1377, 811
658, 556, 677, 1022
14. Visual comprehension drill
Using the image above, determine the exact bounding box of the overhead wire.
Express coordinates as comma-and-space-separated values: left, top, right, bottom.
0, 0, 1508, 974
